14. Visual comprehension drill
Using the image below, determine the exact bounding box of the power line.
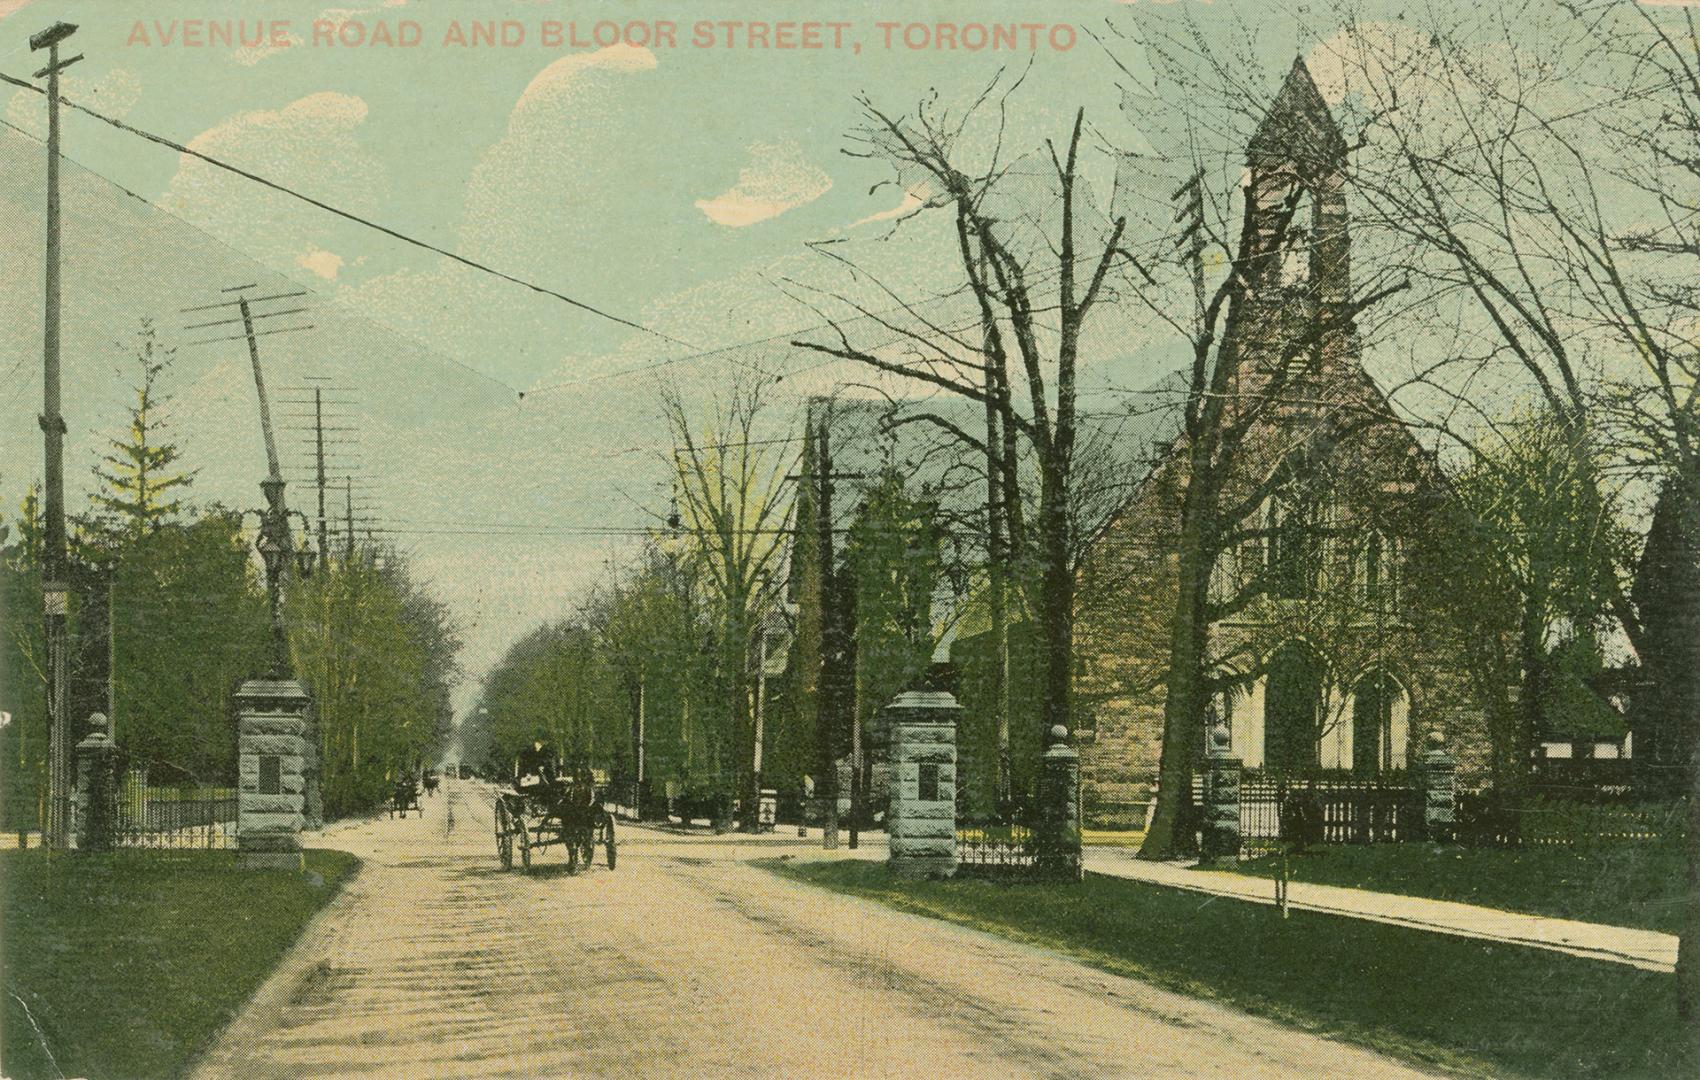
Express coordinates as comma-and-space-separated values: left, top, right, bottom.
0, 70, 697, 352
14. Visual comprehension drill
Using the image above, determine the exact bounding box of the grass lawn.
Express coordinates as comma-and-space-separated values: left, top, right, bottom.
1082, 828, 1146, 848
769, 858, 1687, 1079
1233, 842, 1686, 934
2, 848, 358, 1080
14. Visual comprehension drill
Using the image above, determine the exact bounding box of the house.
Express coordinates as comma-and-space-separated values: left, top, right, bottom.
1072, 60, 1494, 827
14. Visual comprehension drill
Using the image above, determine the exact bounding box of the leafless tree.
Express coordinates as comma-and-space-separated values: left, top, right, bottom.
791, 75, 1128, 767
661, 376, 795, 828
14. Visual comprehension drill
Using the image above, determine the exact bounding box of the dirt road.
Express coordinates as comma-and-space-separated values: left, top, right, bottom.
191, 779, 1434, 1078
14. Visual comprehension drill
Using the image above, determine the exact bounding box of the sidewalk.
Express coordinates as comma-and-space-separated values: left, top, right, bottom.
1083, 849, 1678, 973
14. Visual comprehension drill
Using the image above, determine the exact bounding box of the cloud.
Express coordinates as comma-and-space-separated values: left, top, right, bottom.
850, 184, 927, 229
695, 140, 832, 227
232, 33, 303, 67
297, 246, 345, 279
159, 91, 388, 270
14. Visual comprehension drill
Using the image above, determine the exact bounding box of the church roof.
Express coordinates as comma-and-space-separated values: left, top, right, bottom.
1247, 57, 1348, 170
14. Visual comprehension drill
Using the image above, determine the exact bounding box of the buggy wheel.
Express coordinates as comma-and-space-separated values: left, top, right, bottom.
495, 800, 514, 870
517, 822, 532, 870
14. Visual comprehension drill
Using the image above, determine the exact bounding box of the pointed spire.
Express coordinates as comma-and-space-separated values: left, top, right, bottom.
1249, 55, 1347, 170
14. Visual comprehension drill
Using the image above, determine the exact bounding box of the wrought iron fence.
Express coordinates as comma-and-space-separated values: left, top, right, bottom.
1187, 771, 1423, 857
954, 821, 1040, 879
115, 769, 237, 850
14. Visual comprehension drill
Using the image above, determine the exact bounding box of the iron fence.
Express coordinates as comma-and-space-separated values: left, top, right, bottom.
115, 769, 237, 850
954, 821, 1040, 880
1185, 771, 1423, 857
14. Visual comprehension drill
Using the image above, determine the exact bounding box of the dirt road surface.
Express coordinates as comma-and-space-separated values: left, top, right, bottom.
191, 778, 1435, 1079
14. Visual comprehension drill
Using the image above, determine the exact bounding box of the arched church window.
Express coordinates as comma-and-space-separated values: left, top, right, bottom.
1265, 641, 1324, 774
1354, 529, 1400, 610
1267, 483, 1321, 600
1351, 670, 1409, 774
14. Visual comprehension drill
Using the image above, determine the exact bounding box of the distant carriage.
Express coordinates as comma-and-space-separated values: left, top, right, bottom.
390, 776, 423, 817
494, 769, 616, 873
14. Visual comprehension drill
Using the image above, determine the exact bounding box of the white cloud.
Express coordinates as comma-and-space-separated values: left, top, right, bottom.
158, 91, 388, 270
298, 246, 345, 279
695, 140, 832, 228
232, 33, 303, 67
850, 185, 927, 229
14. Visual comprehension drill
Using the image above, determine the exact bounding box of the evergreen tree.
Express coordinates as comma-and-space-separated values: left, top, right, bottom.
90, 319, 194, 540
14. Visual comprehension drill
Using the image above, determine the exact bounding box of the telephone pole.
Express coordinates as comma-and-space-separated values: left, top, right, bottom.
314, 387, 329, 559
32, 21, 80, 851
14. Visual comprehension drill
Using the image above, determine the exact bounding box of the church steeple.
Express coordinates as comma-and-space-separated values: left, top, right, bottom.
1249, 57, 1348, 176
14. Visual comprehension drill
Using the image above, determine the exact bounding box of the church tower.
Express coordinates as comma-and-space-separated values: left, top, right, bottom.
1232, 58, 1357, 399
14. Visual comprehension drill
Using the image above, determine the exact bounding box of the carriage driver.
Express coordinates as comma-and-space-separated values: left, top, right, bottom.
514, 738, 559, 791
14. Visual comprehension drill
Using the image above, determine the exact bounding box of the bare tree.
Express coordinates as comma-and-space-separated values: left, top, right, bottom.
661, 376, 794, 828
792, 77, 1127, 761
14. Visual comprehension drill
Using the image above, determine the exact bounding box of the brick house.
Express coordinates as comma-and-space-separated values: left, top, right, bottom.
1072, 60, 1493, 827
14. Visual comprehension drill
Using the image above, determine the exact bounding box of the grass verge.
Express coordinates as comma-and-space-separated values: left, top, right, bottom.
767, 858, 1685, 1079
1233, 842, 1685, 934
2, 848, 358, 1080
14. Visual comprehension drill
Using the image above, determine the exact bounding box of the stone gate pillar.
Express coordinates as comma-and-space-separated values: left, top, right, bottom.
236, 679, 311, 870
302, 699, 324, 831
1037, 725, 1083, 881
883, 688, 960, 880
1420, 730, 1457, 843
1200, 722, 1242, 866
74, 712, 118, 852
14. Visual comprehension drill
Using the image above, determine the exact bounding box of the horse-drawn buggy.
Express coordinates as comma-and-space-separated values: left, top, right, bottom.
390, 775, 423, 818
422, 770, 440, 798
494, 767, 616, 872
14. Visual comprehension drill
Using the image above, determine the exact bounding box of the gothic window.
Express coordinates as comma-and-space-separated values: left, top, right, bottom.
1354, 529, 1401, 611
1351, 670, 1409, 774
1265, 642, 1324, 774
1266, 483, 1322, 600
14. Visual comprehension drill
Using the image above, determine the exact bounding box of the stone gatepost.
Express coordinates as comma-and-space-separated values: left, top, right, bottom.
1200, 722, 1242, 866
74, 712, 118, 852
1036, 725, 1084, 881
1420, 730, 1457, 843
883, 688, 960, 880
236, 679, 311, 870
302, 700, 324, 831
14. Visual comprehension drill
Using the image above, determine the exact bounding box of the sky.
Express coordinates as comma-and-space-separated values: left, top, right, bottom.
0, 0, 1645, 716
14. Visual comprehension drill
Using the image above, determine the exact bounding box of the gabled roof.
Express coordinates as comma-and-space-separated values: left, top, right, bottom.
1247, 57, 1348, 170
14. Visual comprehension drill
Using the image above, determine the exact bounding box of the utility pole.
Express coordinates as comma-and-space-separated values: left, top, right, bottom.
32, 21, 80, 851
314, 387, 329, 561
344, 476, 355, 560
183, 285, 314, 675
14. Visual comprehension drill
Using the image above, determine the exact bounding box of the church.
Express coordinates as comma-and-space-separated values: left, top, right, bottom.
1071, 60, 1494, 826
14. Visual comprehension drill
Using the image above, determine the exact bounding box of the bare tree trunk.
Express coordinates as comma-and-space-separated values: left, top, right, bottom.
1141, 456, 1218, 859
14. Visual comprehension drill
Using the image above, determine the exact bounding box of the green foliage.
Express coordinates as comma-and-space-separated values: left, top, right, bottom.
846, 468, 943, 734
102, 511, 272, 781
0, 487, 47, 831
287, 549, 460, 817
2, 848, 357, 1080
88, 319, 195, 541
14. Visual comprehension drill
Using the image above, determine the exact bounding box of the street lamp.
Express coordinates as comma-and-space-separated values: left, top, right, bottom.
248, 497, 314, 680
